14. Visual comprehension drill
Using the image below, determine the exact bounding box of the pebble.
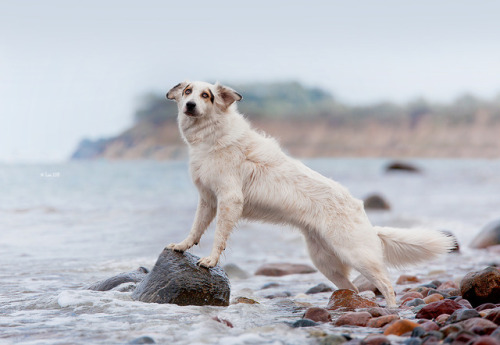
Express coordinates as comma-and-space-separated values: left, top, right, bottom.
334, 311, 372, 327
383, 319, 421, 336
326, 289, 378, 311
485, 307, 500, 325
255, 263, 316, 276
397, 275, 421, 284
423, 294, 444, 304
366, 314, 400, 328
129, 336, 156, 344
303, 307, 332, 323
306, 283, 334, 294
447, 308, 481, 323
318, 334, 349, 345
363, 194, 391, 210
434, 313, 450, 326
292, 319, 319, 328
420, 321, 439, 332
405, 298, 426, 307
366, 307, 395, 317
404, 338, 422, 345
470, 336, 500, 345
401, 292, 425, 301
233, 296, 259, 304
265, 291, 292, 299
476, 303, 498, 312
261, 282, 280, 289
360, 334, 391, 345
416, 299, 464, 319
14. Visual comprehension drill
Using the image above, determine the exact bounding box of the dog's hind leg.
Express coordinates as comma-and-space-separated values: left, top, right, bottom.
304, 231, 358, 291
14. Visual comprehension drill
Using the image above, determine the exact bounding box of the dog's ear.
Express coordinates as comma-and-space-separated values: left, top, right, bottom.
215, 83, 242, 111
166, 81, 188, 101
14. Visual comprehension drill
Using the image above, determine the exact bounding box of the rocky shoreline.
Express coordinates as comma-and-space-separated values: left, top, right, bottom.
88, 222, 500, 345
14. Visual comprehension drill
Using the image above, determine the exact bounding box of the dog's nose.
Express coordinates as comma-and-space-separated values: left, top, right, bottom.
186, 101, 196, 110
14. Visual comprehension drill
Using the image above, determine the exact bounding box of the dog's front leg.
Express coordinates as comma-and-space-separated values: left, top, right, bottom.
167, 194, 216, 252
197, 191, 243, 268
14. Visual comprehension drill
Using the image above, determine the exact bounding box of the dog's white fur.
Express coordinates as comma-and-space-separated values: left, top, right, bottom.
166, 81, 454, 307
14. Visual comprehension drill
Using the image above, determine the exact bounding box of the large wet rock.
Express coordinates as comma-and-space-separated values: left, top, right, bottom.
460, 267, 500, 307
131, 249, 230, 306
88, 267, 149, 291
326, 289, 378, 311
470, 220, 500, 249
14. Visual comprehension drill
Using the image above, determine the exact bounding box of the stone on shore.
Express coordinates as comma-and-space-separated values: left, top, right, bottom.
470, 219, 500, 249
366, 314, 400, 328
385, 161, 421, 173
383, 319, 420, 336
306, 283, 334, 294
334, 311, 372, 327
303, 307, 332, 323
131, 249, 230, 306
415, 299, 464, 319
255, 263, 316, 276
460, 267, 500, 307
326, 289, 378, 311
363, 194, 391, 210
88, 267, 149, 291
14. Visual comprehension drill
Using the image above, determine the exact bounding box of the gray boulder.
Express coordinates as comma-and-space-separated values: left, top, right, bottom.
131, 249, 230, 306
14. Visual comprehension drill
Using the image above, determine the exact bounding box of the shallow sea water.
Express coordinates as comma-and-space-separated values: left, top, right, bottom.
1, 159, 499, 344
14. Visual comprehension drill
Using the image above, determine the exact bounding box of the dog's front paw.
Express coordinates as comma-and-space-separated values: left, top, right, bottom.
197, 256, 218, 268
166, 242, 188, 253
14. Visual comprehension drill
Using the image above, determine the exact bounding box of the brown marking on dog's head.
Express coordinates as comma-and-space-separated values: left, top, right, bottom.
214, 83, 243, 111
166, 81, 189, 100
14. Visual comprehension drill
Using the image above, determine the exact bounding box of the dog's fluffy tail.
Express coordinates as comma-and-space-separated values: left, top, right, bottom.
375, 226, 455, 269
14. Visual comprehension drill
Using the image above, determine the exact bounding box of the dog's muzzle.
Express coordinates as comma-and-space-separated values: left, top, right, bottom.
184, 101, 198, 117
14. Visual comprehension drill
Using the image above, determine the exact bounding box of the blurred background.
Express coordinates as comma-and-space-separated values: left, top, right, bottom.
2, 0, 500, 162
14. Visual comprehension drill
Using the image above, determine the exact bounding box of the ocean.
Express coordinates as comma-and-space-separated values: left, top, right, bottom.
1, 158, 499, 344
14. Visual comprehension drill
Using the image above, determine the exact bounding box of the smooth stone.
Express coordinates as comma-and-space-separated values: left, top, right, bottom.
411, 327, 426, 338
476, 303, 498, 312
265, 291, 292, 299
319, 334, 349, 345
233, 296, 259, 304
307, 283, 334, 294
485, 307, 500, 325
447, 309, 481, 324
385, 161, 421, 173
460, 267, 500, 307
458, 318, 498, 334
363, 194, 391, 210
437, 281, 459, 290
470, 219, 500, 249
423, 294, 444, 304
360, 334, 391, 345
404, 338, 422, 345
401, 292, 425, 301
255, 263, 316, 276
366, 307, 394, 317
129, 336, 155, 344
131, 249, 230, 306
383, 319, 421, 336
366, 315, 399, 328
223, 263, 249, 279
334, 311, 372, 327
416, 299, 464, 319
88, 267, 149, 291
292, 318, 318, 328
406, 298, 426, 307
435, 313, 450, 326
470, 336, 500, 345
303, 307, 332, 323
397, 275, 421, 284
261, 282, 280, 289
326, 289, 378, 311
420, 321, 440, 332
449, 331, 479, 345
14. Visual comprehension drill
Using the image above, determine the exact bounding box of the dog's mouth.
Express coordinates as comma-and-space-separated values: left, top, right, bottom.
184, 111, 199, 117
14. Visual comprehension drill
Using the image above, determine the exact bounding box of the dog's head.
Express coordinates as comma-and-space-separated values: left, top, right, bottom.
166, 81, 242, 118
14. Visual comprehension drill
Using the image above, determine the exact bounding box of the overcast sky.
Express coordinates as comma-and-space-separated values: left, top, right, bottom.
1, 1, 500, 162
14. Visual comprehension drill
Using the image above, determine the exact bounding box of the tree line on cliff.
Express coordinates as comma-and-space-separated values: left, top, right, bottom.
134, 81, 500, 128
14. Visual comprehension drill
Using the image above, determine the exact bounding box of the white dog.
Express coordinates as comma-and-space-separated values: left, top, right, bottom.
166, 81, 453, 307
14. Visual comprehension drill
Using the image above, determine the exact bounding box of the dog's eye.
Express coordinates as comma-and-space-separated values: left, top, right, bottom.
185, 89, 192, 95
202, 92, 209, 98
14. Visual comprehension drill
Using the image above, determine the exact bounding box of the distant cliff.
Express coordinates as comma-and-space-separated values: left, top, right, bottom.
71, 82, 500, 159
